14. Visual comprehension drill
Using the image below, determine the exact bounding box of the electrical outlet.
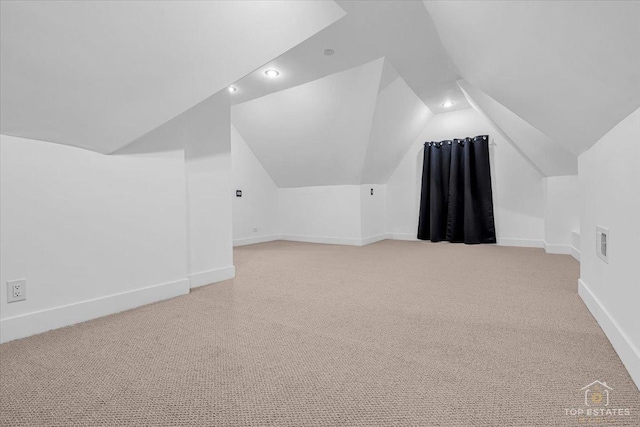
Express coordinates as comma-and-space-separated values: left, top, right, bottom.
7, 279, 26, 303
253, 227, 258, 233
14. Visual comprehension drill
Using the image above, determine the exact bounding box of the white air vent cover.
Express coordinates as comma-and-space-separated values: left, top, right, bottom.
596, 226, 609, 264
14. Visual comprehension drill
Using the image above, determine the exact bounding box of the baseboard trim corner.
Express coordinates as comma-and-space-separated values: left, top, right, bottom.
0, 278, 190, 344
569, 245, 580, 261
543, 242, 581, 261
280, 234, 362, 246
281, 234, 390, 247
189, 266, 235, 288
233, 234, 281, 247
360, 234, 389, 246
578, 278, 640, 390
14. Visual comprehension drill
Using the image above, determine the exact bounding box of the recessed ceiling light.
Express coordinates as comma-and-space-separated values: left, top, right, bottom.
228, 86, 237, 93
264, 69, 280, 78
442, 100, 454, 108
324, 49, 335, 56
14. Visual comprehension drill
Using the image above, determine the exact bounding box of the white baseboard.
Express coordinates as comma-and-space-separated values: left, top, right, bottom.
578, 279, 640, 390
389, 233, 419, 241
280, 233, 390, 247
388, 235, 579, 261
569, 245, 580, 261
544, 242, 571, 254
390, 235, 546, 248
281, 234, 363, 246
387, 236, 545, 247
236, 235, 578, 260
233, 234, 281, 247
189, 266, 235, 288
0, 278, 190, 344
497, 238, 544, 248
389, 235, 548, 248
360, 233, 389, 246
543, 242, 581, 261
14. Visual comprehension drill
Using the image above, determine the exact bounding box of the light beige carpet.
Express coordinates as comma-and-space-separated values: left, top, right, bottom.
1, 240, 638, 426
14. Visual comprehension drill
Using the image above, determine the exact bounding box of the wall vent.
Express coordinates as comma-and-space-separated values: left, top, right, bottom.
596, 226, 609, 264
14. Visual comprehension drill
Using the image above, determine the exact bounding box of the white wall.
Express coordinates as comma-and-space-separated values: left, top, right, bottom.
278, 186, 362, 245
0, 135, 190, 343
578, 108, 640, 389
121, 91, 234, 288
185, 95, 234, 287
386, 108, 546, 245
544, 175, 580, 258
277, 184, 389, 246
231, 124, 280, 246
360, 184, 387, 243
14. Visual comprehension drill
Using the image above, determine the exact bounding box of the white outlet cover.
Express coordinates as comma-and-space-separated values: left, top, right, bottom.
7, 279, 27, 303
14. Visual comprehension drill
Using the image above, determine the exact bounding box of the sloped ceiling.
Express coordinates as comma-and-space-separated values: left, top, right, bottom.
232, 58, 433, 188
4, 0, 632, 185
232, 59, 384, 188
229, 0, 468, 114
0, 1, 345, 153
458, 80, 577, 177
424, 0, 640, 155
361, 61, 433, 183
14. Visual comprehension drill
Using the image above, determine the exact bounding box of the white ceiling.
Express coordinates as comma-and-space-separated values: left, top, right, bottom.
2, 0, 635, 184
232, 0, 637, 186
232, 58, 433, 187
232, 59, 384, 188
458, 80, 577, 177
229, 0, 469, 114
361, 61, 433, 183
0, 1, 345, 153
425, 0, 640, 155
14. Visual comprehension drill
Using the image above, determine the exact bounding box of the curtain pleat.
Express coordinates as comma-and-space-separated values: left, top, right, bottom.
417, 135, 496, 244
428, 142, 451, 241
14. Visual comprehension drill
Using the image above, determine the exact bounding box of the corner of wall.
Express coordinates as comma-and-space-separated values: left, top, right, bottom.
189, 266, 236, 288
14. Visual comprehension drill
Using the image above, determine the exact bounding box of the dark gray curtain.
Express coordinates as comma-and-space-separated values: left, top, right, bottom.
417, 135, 496, 244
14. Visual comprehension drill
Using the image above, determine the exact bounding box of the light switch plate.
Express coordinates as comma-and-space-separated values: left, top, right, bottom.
7, 279, 26, 303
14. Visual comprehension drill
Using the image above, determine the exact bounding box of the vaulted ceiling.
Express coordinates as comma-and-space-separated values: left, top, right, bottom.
425, 0, 640, 156
232, 58, 432, 187
0, 1, 345, 153
458, 80, 577, 176
229, 0, 468, 114
361, 60, 433, 184
2, 0, 638, 181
